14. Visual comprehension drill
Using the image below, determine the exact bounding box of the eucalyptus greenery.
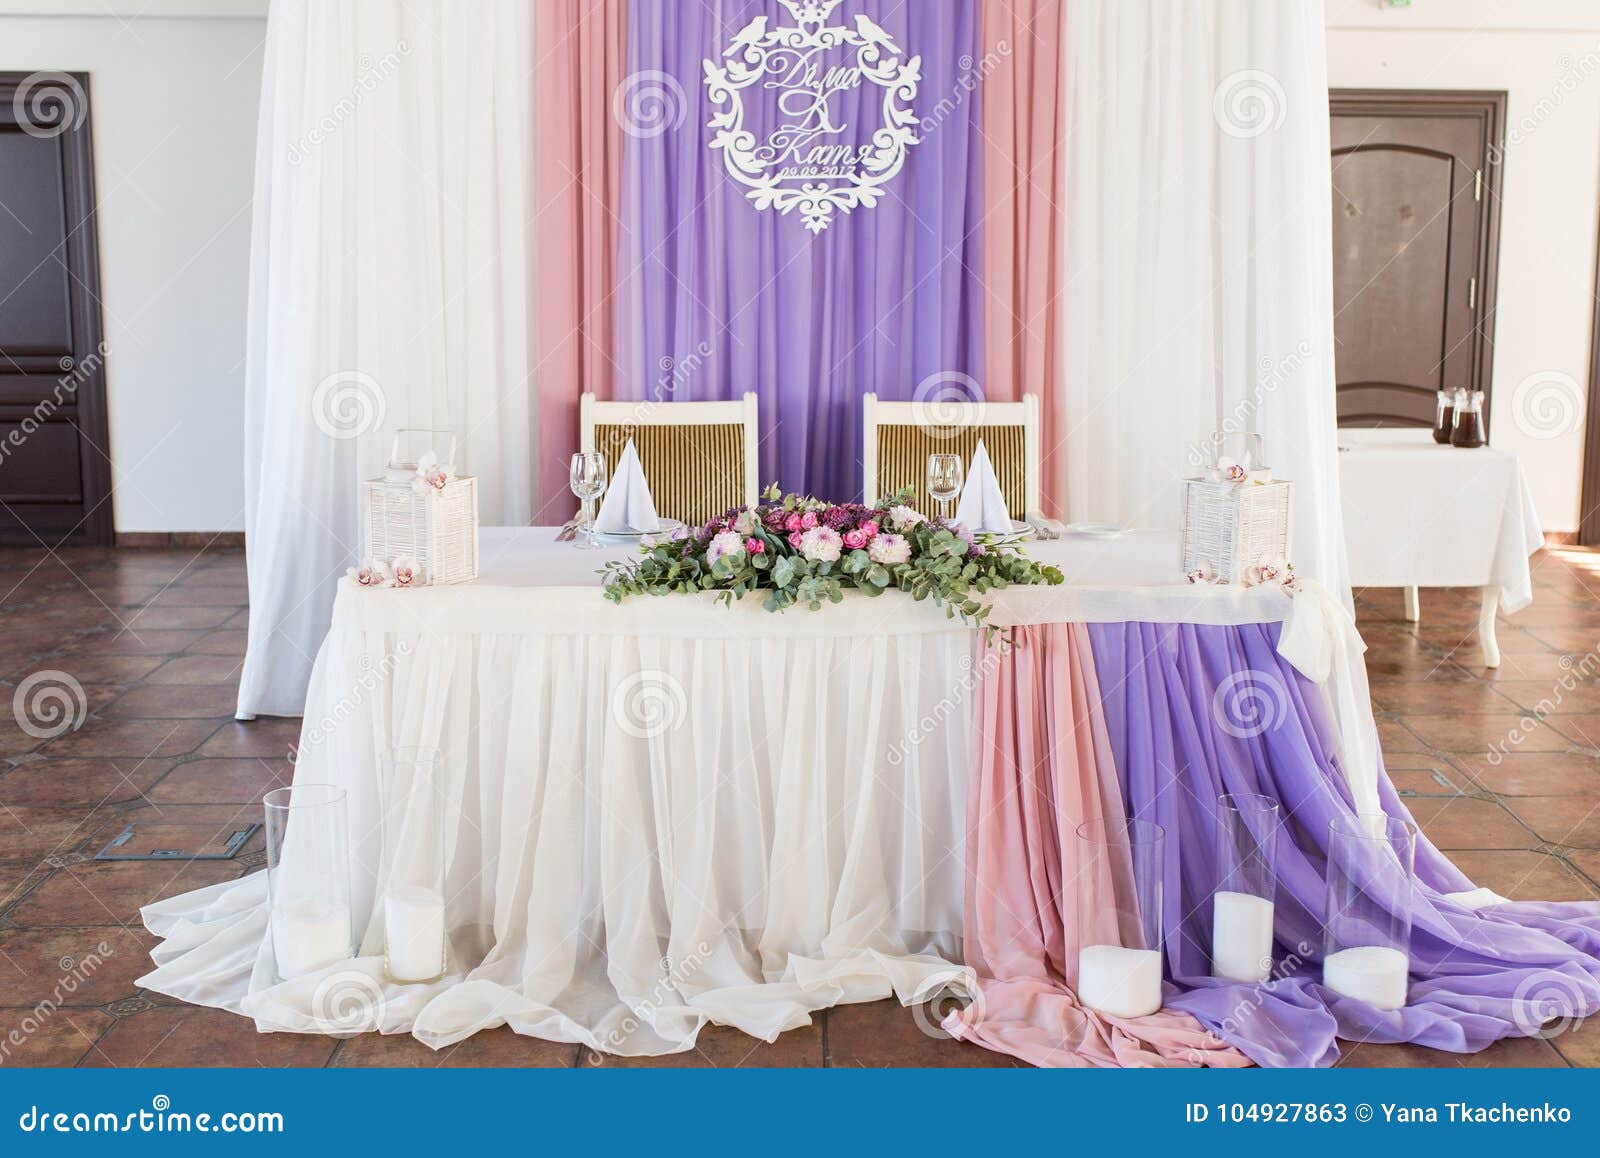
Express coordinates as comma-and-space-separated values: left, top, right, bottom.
600, 485, 1063, 626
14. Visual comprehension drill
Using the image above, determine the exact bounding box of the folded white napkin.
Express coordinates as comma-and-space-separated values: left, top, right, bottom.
954, 440, 1012, 533
593, 440, 662, 533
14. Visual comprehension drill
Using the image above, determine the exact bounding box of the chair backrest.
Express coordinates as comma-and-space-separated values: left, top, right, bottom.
580, 393, 760, 525
862, 393, 1040, 518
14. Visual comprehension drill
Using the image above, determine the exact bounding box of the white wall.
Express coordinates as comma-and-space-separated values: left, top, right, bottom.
1328, 0, 1600, 533
0, 1, 266, 533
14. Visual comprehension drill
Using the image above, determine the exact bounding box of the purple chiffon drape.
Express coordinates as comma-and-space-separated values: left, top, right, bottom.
618, 0, 985, 501
1086, 621, 1600, 1068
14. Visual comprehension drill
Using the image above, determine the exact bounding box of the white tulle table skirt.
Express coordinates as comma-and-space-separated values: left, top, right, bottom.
140, 594, 979, 1054
141, 529, 1368, 1054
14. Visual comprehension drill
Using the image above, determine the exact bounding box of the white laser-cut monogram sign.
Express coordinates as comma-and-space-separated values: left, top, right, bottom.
703, 0, 922, 234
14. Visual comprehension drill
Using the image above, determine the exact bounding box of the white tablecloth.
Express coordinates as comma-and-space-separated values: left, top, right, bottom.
139, 527, 1378, 1054
1337, 429, 1543, 612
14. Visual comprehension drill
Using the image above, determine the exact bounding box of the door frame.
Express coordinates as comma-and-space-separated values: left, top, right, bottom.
1581, 201, 1600, 545
0, 70, 113, 547
1329, 89, 1506, 427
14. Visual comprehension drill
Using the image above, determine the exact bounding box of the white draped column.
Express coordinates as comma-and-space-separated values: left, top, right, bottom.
1060, 0, 1349, 599
237, 0, 538, 718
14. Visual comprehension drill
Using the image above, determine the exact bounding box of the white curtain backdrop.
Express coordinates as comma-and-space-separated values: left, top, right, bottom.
237, 0, 538, 719
1060, 0, 1349, 598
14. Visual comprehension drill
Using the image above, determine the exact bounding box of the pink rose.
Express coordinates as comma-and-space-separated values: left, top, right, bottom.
800, 510, 819, 530
745, 537, 765, 554
784, 513, 803, 532
842, 529, 869, 550
788, 532, 805, 550
860, 520, 880, 540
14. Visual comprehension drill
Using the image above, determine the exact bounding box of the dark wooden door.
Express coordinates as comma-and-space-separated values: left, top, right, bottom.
1330, 91, 1503, 428
0, 72, 112, 546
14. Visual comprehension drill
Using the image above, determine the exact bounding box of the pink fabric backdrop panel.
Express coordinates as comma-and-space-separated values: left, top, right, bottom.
534, 0, 627, 518
981, 0, 1066, 515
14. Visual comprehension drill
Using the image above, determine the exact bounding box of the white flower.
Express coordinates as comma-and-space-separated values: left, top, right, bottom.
348, 559, 395, 588
391, 556, 426, 587
733, 508, 759, 536
1186, 561, 1217, 585
798, 525, 843, 563
867, 533, 911, 566
411, 450, 450, 494
706, 530, 746, 567
887, 504, 925, 531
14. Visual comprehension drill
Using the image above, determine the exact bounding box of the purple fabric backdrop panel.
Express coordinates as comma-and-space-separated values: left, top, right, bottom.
1086, 621, 1600, 1068
618, 0, 984, 501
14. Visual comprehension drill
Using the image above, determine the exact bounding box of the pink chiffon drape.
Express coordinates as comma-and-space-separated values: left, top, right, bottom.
533, 0, 626, 518
981, 0, 1067, 516
943, 623, 1251, 1067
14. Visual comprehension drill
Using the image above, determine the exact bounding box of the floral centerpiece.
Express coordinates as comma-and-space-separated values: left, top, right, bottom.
601, 485, 1063, 625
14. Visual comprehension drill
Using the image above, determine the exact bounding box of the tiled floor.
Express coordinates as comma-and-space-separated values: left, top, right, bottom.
1, 543, 1597, 1068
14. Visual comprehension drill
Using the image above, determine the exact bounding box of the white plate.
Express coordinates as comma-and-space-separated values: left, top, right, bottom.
1064, 522, 1126, 539
595, 519, 688, 541
977, 520, 1035, 542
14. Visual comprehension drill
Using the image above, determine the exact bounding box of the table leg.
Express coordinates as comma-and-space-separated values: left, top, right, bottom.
1403, 586, 1420, 622
1478, 585, 1501, 669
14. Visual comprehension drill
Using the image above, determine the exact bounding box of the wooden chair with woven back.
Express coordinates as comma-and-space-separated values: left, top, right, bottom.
579, 393, 761, 526
861, 392, 1041, 522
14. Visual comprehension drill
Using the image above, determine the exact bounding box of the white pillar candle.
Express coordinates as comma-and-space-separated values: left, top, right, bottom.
1211, 890, 1275, 983
1078, 944, 1163, 1018
1323, 945, 1409, 1010
385, 885, 447, 982
270, 898, 351, 979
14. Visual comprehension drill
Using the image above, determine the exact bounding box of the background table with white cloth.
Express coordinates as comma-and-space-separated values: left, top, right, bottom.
137, 528, 1377, 1057
1337, 429, 1543, 667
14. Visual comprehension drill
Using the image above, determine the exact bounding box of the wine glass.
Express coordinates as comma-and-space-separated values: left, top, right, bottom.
927, 453, 963, 520
569, 452, 609, 550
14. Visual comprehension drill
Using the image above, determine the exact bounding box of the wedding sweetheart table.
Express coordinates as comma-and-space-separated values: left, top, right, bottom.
139, 528, 1600, 1067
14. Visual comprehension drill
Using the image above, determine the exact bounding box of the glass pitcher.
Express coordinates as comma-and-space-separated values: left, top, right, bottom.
1431, 389, 1455, 444
1451, 389, 1486, 448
